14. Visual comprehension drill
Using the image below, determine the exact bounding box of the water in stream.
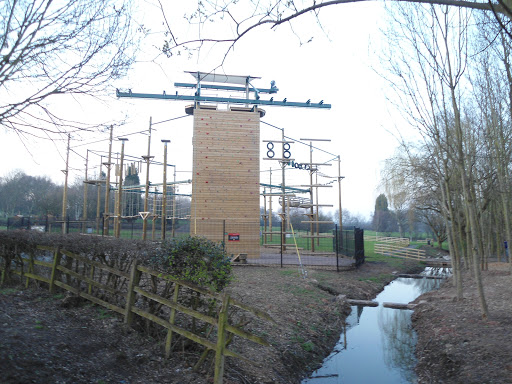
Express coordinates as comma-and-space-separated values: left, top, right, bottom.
303, 268, 450, 384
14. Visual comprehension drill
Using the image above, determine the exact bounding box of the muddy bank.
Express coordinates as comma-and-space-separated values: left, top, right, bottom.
412, 262, 512, 384
0, 259, 424, 384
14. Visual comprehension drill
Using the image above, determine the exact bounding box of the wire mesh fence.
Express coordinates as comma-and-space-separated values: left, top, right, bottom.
2, 216, 364, 271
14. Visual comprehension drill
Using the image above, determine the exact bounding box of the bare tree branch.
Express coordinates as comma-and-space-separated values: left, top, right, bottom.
159, 0, 506, 64
0, 0, 139, 138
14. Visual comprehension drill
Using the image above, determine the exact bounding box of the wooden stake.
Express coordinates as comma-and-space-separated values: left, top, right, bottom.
165, 283, 180, 358
214, 293, 230, 384
49, 247, 62, 293
124, 260, 141, 325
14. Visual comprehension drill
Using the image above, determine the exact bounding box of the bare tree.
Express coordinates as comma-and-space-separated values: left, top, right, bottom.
0, 0, 137, 137
380, 3, 494, 317
159, 0, 509, 64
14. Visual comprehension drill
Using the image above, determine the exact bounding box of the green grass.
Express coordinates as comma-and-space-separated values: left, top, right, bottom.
281, 284, 326, 300
301, 341, 315, 352
34, 320, 45, 330
97, 308, 113, 319
279, 270, 301, 277
358, 273, 393, 283
261, 229, 335, 252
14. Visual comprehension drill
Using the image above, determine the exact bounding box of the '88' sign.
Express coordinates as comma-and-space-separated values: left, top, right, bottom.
266, 142, 291, 159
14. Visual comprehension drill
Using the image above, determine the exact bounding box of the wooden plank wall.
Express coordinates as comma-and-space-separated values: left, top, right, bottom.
191, 107, 260, 259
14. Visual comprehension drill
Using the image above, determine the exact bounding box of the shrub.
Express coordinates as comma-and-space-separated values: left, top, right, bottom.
153, 236, 232, 292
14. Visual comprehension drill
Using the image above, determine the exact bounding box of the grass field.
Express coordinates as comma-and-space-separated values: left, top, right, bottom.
261, 228, 336, 252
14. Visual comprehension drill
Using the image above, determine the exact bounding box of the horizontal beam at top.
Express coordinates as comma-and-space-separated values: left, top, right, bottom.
116, 90, 331, 109
260, 183, 309, 193
121, 179, 192, 189
175, 82, 278, 94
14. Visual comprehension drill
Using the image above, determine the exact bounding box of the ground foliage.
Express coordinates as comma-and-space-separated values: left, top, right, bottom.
0, 231, 232, 292
0, 242, 428, 383
0, 231, 234, 354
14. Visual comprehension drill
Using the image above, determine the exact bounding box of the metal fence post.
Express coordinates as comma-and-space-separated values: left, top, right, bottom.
280, 220, 283, 268
222, 220, 226, 252
335, 224, 339, 272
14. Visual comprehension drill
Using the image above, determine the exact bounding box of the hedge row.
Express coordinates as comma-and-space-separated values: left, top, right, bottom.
0, 230, 232, 291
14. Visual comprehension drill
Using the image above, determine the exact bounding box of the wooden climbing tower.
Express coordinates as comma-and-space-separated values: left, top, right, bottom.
190, 105, 262, 259
116, 71, 331, 258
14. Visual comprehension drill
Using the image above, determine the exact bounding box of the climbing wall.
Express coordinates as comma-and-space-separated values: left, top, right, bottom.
191, 106, 261, 259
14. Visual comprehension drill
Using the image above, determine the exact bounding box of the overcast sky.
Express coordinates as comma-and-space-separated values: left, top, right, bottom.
0, 1, 417, 219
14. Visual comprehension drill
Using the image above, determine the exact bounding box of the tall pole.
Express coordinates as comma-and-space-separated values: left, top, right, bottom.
103, 125, 114, 236
113, 152, 119, 234
172, 166, 177, 238
269, 168, 273, 241
152, 186, 157, 240
300, 137, 332, 252
161, 139, 170, 240
338, 155, 344, 235
281, 128, 287, 251
309, 140, 315, 252
61, 134, 71, 234
82, 149, 89, 233
263, 186, 267, 245
142, 117, 153, 240
95, 156, 103, 234
115, 138, 128, 238
316, 172, 320, 246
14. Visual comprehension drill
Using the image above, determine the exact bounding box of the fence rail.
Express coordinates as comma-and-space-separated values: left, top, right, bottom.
364, 236, 410, 245
3, 245, 272, 384
374, 243, 426, 260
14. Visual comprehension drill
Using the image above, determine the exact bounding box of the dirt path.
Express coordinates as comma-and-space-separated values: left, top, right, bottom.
412, 262, 512, 384
0, 289, 207, 384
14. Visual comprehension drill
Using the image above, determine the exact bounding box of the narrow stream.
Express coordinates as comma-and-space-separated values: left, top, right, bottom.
303, 268, 450, 384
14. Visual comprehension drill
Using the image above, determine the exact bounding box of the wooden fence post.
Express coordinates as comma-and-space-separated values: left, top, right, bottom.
14, 245, 21, 282
25, 250, 35, 288
0, 245, 6, 286
49, 247, 62, 293
214, 293, 230, 384
124, 259, 141, 325
88, 265, 95, 295
165, 283, 180, 358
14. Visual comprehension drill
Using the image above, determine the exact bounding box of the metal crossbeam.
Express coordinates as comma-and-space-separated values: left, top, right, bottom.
259, 183, 309, 193
116, 89, 331, 109
174, 82, 278, 94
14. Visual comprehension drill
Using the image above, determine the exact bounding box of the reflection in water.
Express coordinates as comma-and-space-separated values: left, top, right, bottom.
378, 306, 417, 383
302, 270, 449, 384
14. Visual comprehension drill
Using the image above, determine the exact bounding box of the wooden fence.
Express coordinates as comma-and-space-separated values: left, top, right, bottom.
374, 243, 426, 260
3, 245, 273, 384
364, 236, 410, 246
